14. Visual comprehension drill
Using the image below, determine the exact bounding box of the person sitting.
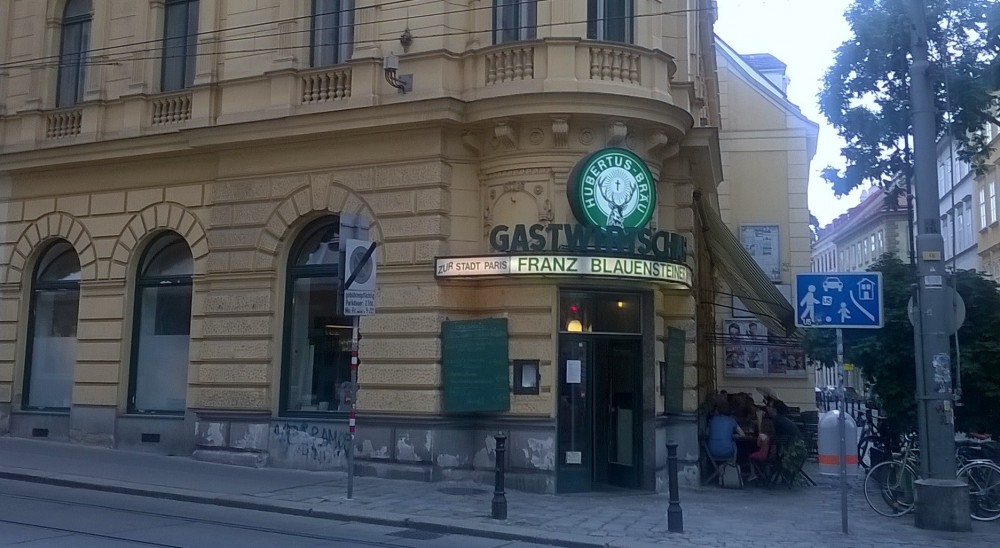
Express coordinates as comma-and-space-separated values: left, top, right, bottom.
707, 402, 745, 461
748, 417, 776, 482
766, 399, 809, 484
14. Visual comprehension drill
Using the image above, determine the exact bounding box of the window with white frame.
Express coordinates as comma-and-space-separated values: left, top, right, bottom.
964, 200, 973, 245
587, 0, 634, 43
311, 0, 355, 67
956, 208, 964, 249
981, 188, 988, 228
991, 182, 997, 225
493, 0, 537, 44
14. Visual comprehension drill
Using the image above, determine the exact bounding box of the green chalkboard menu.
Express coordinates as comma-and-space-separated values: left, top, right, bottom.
441, 318, 510, 413
663, 327, 686, 415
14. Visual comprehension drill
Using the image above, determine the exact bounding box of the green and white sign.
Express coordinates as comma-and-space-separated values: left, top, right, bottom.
568, 148, 656, 230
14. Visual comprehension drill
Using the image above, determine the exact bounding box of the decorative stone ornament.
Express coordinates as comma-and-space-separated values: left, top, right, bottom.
567, 148, 656, 230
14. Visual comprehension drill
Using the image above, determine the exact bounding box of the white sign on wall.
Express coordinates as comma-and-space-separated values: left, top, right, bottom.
344, 239, 377, 316
740, 224, 781, 282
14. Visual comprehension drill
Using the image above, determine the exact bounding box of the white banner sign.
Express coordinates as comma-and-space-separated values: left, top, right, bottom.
434, 254, 692, 287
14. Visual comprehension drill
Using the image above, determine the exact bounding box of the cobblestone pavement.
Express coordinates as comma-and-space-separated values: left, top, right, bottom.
0, 438, 995, 548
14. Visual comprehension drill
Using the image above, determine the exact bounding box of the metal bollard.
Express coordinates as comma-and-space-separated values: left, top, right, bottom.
667, 440, 683, 533
492, 433, 508, 520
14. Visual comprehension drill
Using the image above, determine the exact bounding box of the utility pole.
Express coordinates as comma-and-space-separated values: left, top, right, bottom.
905, 0, 969, 531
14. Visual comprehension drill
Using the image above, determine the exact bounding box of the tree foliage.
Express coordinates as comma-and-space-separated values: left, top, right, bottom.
803, 254, 1000, 437
819, 0, 1000, 196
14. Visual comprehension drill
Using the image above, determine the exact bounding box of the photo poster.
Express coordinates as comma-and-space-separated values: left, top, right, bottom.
723, 319, 767, 377
766, 346, 808, 377
739, 224, 781, 282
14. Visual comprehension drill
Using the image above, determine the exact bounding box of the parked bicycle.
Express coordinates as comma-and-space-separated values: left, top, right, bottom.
856, 408, 893, 472
864, 433, 1000, 521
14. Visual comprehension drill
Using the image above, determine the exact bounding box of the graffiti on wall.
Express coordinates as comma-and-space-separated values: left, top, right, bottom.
269, 422, 350, 468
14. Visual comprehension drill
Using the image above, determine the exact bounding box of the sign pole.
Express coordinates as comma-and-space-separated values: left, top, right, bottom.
837, 328, 848, 535
347, 316, 358, 499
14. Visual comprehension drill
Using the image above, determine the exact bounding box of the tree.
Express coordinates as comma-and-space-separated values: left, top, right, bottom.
802, 254, 1000, 437
819, 0, 1000, 196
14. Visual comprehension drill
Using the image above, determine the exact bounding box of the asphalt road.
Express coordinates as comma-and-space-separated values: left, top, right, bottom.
0, 479, 551, 548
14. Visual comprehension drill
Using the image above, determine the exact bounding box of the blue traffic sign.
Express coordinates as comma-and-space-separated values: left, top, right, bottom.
795, 272, 883, 329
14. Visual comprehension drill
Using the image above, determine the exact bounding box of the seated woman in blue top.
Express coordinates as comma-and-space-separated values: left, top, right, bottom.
707, 401, 745, 460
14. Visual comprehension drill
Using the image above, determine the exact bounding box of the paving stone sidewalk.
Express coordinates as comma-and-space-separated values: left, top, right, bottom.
0, 438, 995, 547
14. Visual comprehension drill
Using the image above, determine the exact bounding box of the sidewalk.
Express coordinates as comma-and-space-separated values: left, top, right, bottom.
0, 437, 994, 547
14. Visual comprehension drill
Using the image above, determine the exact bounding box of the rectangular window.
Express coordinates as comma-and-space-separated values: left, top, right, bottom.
312, 0, 355, 67
57, 16, 90, 107
991, 182, 997, 225
965, 200, 973, 245
981, 188, 988, 228
956, 209, 964, 249
587, 0, 634, 43
493, 0, 537, 44
162, 0, 200, 92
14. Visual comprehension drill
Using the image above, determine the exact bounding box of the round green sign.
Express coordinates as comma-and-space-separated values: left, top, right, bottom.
567, 148, 656, 230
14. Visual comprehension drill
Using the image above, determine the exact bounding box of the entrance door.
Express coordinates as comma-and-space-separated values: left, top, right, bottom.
594, 338, 642, 489
557, 335, 642, 492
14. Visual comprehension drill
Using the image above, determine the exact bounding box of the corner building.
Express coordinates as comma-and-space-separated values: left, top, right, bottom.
0, 1, 793, 492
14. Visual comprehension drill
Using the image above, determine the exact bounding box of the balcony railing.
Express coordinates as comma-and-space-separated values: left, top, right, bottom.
485, 46, 535, 85
45, 109, 82, 139
301, 67, 352, 104
589, 46, 641, 85
151, 92, 193, 126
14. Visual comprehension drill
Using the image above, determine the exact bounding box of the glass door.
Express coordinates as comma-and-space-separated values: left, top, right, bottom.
557, 337, 592, 493
599, 338, 642, 489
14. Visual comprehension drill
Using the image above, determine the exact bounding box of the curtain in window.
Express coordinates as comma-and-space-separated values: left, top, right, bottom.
493, 0, 537, 44
129, 233, 193, 413
57, 0, 92, 107
587, 0, 633, 43
25, 241, 81, 409
162, 0, 200, 91
282, 218, 353, 414
311, 0, 355, 67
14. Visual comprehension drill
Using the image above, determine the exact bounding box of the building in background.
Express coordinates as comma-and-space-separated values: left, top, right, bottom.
714, 41, 819, 410
935, 136, 978, 271
811, 186, 909, 274
976, 123, 1000, 278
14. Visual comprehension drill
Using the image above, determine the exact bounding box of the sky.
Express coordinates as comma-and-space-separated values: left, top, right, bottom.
714, 0, 867, 227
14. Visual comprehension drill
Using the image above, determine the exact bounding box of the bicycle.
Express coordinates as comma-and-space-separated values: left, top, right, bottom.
864, 433, 1000, 521
856, 408, 894, 472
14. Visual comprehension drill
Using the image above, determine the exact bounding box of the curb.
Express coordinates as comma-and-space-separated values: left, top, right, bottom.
0, 468, 617, 548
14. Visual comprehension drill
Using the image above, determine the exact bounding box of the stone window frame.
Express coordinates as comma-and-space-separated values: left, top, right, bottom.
493, 0, 538, 45
56, 0, 93, 107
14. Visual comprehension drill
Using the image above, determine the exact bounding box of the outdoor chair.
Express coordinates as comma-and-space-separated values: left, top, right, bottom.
702, 440, 740, 487
769, 436, 817, 488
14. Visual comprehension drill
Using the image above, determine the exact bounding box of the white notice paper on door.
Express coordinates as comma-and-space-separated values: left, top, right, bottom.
566, 360, 581, 384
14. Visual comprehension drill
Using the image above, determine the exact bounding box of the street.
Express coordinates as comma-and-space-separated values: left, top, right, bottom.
0, 479, 548, 548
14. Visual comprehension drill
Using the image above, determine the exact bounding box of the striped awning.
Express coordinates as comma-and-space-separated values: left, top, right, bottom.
695, 193, 797, 337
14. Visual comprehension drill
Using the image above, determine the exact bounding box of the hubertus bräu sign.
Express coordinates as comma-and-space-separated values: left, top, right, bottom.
435, 148, 692, 287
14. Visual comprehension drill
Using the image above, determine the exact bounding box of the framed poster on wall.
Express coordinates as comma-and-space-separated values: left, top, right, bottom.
739, 224, 781, 282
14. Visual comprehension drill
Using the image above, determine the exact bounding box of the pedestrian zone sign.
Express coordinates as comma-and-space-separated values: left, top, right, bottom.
794, 272, 883, 329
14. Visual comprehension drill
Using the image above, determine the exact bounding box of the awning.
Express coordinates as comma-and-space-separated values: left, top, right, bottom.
694, 192, 796, 337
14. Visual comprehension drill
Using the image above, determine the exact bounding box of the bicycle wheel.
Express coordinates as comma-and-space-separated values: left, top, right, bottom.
864, 460, 917, 517
958, 461, 1000, 521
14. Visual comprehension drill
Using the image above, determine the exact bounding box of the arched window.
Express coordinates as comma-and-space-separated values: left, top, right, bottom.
24, 241, 81, 410
281, 217, 352, 414
57, 0, 92, 107
311, 0, 355, 67
128, 233, 193, 414
162, 0, 200, 91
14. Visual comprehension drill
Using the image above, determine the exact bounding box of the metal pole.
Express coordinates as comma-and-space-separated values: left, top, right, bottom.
906, 0, 957, 482
666, 440, 683, 533
347, 317, 359, 499
491, 433, 508, 520
837, 329, 848, 535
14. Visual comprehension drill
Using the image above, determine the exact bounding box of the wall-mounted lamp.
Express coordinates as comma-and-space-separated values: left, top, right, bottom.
384, 54, 412, 93
566, 319, 583, 332
399, 28, 413, 53
513, 359, 540, 395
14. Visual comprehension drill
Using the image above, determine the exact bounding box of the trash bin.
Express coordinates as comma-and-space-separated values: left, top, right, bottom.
818, 410, 858, 476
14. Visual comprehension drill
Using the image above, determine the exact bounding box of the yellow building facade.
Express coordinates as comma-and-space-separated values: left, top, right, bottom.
1, 1, 795, 492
